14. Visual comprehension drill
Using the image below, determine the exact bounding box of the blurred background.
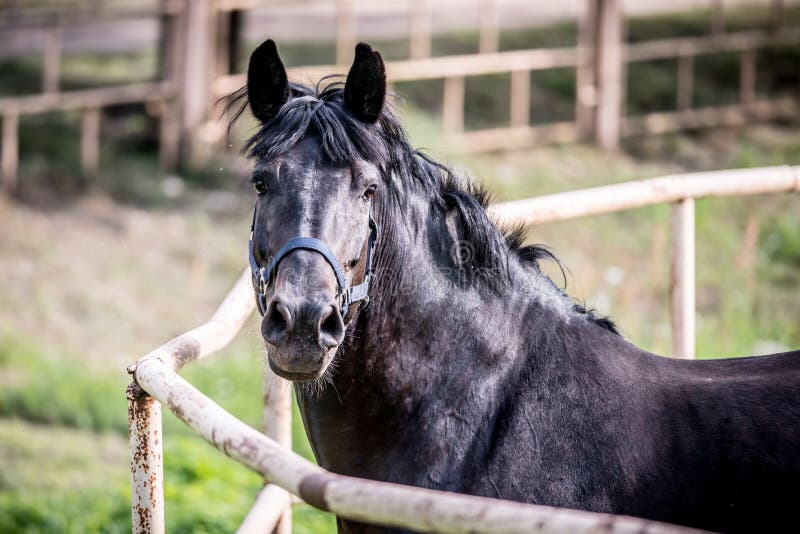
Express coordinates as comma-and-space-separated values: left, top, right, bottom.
0, 0, 798, 532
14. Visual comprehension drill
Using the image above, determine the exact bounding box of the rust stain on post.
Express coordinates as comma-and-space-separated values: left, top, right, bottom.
128, 383, 165, 534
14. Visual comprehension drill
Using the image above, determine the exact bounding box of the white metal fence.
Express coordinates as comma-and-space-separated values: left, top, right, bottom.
127, 164, 799, 533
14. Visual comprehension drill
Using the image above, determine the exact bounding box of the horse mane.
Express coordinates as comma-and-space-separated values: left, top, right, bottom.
224, 78, 618, 334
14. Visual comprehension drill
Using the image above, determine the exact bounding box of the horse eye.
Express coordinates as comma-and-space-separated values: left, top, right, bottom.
363, 184, 378, 200
253, 179, 267, 196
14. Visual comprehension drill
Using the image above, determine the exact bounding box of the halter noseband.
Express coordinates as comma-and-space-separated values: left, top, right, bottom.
248, 207, 378, 319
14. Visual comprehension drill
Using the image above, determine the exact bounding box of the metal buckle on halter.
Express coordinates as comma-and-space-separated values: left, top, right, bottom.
254, 270, 266, 293
252, 269, 268, 316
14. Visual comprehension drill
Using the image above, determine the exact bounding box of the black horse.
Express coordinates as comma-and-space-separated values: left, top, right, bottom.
232, 40, 800, 533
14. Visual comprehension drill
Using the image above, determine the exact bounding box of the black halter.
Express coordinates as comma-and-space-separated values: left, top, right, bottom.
248, 207, 378, 319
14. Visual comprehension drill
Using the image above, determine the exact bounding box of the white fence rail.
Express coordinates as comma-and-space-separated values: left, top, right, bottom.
128, 164, 799, 533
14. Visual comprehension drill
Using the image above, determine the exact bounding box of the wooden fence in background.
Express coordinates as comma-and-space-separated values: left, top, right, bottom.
0, 0, 182, 192
1, 0, 798, 192
209, 0, 799, 155
127, 164, 800, 533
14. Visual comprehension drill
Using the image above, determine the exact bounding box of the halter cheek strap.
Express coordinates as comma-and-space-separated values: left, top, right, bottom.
248, 207, 378, 319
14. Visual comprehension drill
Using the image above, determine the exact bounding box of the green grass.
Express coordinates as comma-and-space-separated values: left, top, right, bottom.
0, 335, 128, 433
0, 417, 335, 534
0, 330, 321, 458
0, 419, 132, 534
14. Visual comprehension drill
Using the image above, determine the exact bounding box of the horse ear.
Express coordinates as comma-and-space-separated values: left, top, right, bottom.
344, 43, 386, 123
247, 39, 289, 123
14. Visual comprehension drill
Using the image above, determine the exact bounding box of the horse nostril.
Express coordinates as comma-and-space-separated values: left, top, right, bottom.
318, 305, 345, 349
263, 298, 293, 346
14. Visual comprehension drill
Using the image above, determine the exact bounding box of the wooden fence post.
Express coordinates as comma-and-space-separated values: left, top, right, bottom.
159, 98, 181, 172
509, 70, 530, 127
1, 112, 19, 193
409, 0, 431, 59
43, 26, 61, 94
263, 373, 292, 534
676, 53, 694, 111
443, 75, 465, 135
158, 0, 184, 171
478, 0, 500, 54
216, 8, 243, 76
710, 0, 725, 35
669, 198, 696, 359
336, 0, 356, 65
771, 0, 785, 31
576, 0, 599, 139
159, 0, 184, 83
180, 0, 215, 165
594, 0, 623, 150
228, 10, 243, 74
81, 107, 101, 176
128, 384, 166, 534
739, 49, 756, 110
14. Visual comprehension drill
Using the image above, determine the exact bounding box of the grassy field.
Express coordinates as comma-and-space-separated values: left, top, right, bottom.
1, 6, 799, 533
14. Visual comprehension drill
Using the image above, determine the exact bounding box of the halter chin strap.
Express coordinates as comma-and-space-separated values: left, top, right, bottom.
248, 207, 378, 319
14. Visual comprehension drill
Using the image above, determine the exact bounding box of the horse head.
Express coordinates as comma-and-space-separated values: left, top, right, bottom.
245, 39, 386, 381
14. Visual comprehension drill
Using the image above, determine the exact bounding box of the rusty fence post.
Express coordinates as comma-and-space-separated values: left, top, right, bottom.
128, 382, 166, 534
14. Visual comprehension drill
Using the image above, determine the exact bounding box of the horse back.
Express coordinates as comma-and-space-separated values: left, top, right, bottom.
641, 349, 800, 532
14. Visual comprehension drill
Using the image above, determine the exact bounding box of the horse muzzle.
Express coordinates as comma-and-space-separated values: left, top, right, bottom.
262, 294, 345, 381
